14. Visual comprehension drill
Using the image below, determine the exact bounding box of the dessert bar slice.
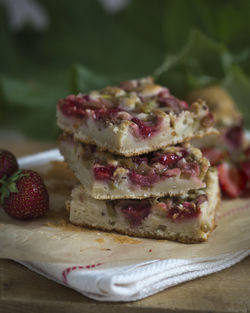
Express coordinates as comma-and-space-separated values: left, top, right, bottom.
57, 77, 217, 156
60, 134, 210, 200
68, 169, 220, 243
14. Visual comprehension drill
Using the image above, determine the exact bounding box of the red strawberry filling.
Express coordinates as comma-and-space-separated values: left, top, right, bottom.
223, 124, 243, 150
153, 149, 188, 166
92, 149, 201, 188
157, 92, 189, 113
128, 170, 159, 187
93, 108, 123, 121
167, 201, 200, 220
58, 95, 90, 118
131, 117, 160, 138
116, 194, 207, 226
94, 165, 116, 181
119, 199, 151, 226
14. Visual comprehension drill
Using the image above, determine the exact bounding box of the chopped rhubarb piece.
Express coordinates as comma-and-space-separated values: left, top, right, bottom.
131, 117, 158, 138
201, 147, 227, 166
181, 162, 200, 177
119, 199, 151, 226
162, 168, 181, 178
196, 194, 208, 207
157, 93, 188, 113
94, 165, 116, 181
168, 202, 200, 220
157, 151, 187, 167
128, 170, 159, 187
218, 162, 247, 198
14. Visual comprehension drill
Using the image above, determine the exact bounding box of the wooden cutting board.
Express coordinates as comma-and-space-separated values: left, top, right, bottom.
0, 140, 249, 313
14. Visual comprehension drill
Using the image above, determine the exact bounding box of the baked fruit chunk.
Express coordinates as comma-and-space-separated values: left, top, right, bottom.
68, 169, 220, 243
57, 77, 217, 156
59, 134, 210, 200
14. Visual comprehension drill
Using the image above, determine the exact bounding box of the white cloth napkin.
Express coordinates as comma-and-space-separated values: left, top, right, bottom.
18, 250, 250, 302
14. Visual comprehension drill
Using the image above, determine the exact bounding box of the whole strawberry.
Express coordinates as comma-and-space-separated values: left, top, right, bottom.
0, 169, 49, 219
0, 149, 18, 179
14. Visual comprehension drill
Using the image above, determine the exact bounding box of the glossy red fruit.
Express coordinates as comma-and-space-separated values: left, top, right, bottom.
129, 170, 158, 187
157, 152, 184, 167
1, 170, 49, 219
239, 160, 250, 180
201, 147, 227, 166
218, 163, 247, 198
59, 95, 88, 118
131, 117, 158, 138
0, 149, 18, 180
94, 165, 115, 181
243, 146, 250, 159
120, 200, 151, 226
223, 124, 243, 150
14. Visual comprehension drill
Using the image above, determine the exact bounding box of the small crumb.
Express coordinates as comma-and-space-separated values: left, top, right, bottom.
95, 238, 105, 243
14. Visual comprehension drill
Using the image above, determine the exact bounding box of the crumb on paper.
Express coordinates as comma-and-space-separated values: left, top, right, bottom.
47, 219, 97, 233
106, 233, 141, 244
95, 238, 105, 243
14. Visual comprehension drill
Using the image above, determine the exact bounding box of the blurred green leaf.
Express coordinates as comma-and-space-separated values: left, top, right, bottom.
70, 65, 112, 94
223, 66, 250, 128
154, 30, 227, 97
0, 75, 61, 139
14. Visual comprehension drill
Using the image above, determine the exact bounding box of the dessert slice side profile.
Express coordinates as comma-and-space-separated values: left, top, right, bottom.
59, 133, 210, 200
57, 77, 218, 156
68, 168, 220, 243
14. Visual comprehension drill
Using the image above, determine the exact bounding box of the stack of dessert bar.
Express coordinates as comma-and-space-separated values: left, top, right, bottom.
57, 77, 220, 243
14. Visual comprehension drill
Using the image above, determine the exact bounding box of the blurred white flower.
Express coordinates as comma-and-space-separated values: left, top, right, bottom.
98, 0, 130, 14
0, 0, 49, 31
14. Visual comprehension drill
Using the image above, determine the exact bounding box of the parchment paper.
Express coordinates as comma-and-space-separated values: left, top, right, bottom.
0, 160, 249, 265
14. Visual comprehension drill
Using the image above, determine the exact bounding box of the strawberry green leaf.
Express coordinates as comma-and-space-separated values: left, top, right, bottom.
0, 170, 29, 204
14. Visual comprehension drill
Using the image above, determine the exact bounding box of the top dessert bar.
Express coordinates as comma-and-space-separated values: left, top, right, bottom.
57, 77, 217, 156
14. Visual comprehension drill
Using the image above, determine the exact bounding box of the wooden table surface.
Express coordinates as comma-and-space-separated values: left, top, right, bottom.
0, 140, 250, 313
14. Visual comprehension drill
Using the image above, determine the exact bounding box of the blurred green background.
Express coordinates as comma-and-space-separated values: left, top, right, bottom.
0, 0, 250, 140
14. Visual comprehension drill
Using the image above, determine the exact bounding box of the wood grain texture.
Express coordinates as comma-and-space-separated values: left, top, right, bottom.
0, 140, 250, 313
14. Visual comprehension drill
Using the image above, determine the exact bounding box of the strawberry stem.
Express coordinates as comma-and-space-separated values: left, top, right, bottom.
0, 170, 29, 205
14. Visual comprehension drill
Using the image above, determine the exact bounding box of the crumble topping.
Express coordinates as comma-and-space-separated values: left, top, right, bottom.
58, 77, 204, 139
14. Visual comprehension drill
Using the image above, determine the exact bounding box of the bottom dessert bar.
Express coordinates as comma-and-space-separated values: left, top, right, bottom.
67, 169, 220, 244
